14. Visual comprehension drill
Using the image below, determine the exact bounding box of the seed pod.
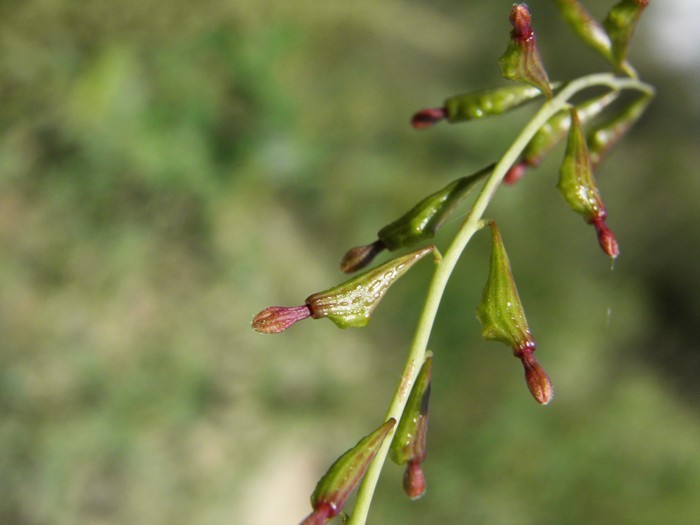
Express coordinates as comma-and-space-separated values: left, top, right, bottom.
603, 0, 649, 69
587, 93, 652, 170
505, 90, 620, 184
499, 4, 552, 98
553, 0, 613, 62
308, 245, 435, 328
301, 419, 397, 525
390, 355, 432, 499
558, 108, 619, 258
341, 166, 492, 273
476, 222, 553, 405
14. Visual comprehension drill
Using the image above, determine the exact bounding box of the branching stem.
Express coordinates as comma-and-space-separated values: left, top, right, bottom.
347, 72, 653, 525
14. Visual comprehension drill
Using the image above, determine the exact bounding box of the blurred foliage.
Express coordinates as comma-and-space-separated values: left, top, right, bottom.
1, 1, 699, 524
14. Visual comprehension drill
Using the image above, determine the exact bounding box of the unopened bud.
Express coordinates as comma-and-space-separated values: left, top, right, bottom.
253, 246, 434, 332
308, 245, 435, 328
342, 167, 491, 273
340, 240, 386, 273
376, 166, 491, 252
477, 222, 553, 404
558, 108, 619, 258
252, 305, 312, 334
519, 348, 554, 405
500, 4, 552, 98
603, 0, 649, 69
390, 355, 432, 498
403, 461, 427, 500
553, 0, 613, 62
301, 419, 396, 525
477, 222, 535, 351
411, 107, 447, 129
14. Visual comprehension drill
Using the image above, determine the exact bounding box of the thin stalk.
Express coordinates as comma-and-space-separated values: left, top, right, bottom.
347, 72, 653, 525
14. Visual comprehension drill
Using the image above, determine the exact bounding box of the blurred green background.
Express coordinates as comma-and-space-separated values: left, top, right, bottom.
2, 0, 699, 524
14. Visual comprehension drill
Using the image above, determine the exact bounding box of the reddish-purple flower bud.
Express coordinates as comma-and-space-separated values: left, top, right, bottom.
509, 2, 534, 42
411, 107, 447, 129
251, 305, 312, 334
340, 240, 386, 273
517, 344, 554, 406
591, 216, 620, 259
504, 161, 528, 185
403, 460, 427, 500
500, 4, 552, 98
300, 503, 333, 525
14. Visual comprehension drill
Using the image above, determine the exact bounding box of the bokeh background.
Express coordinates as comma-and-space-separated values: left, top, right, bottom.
2, 1, 699, 524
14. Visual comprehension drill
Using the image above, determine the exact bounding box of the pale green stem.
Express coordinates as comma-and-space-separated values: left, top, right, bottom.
346, 72, 653, 525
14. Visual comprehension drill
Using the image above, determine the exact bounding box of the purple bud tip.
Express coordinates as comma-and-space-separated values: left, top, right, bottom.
251, 305, 312, 333
411, 107, 447, 129
517, 348, 554, 405
340, 240, 386, 273
300, 503, 334, 525
403, 461, 427, 500
509, 4, 534, 43
504, 161, 528, 185
591, 217, 620, 259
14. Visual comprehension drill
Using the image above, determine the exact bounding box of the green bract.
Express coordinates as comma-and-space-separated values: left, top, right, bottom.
476, 222, 534, 351
307, 245, 435, 328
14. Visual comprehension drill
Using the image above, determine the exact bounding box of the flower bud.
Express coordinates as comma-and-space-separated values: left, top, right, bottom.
558, 108, 619, 258
476, 221, 553, 404
390, 355, 432, 499
341, 167, 491, 272
499, 4, 552, 98
603, 0, 649, 70
553, 0, 613, 62
252, 305, 312, 334
411, 107, 447, 129
253, 246, 434, 332
505, 90, 619, 184
308, 245, 435, 328
301, 419, 396, 525
587, 93, 652, 170
340, 240, 387, 274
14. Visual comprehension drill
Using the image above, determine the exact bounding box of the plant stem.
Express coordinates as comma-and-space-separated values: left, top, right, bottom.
346, 73, 653, 525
